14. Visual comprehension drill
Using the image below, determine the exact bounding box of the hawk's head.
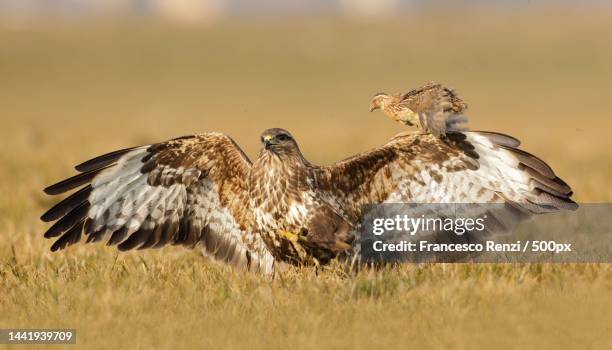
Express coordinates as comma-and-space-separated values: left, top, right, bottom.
260, 128, 299, 156
369, 92, 390, 112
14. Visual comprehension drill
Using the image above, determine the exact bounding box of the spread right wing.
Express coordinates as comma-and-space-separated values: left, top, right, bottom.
316, 131, 576, 232
40, 133, 274, 273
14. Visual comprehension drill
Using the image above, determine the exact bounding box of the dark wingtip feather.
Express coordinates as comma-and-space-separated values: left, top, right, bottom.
50, 219, 85, 252
473, 131, 521, 148
43, 202, 90, 238
44, 165, 112, 195
107, 227, 129, 247
74, 146, 142, 173
522, 166, 572, 197
552, 175, 571, 191
566, 200, 579, 211
532, 191, 579, 211
496, 144, 556, 179
152, 220, 178, 249
472, 130, 577, 213
41, 185, 92, 222
138, 226, 163, 250
472, 131, 556, 178
87, 228, 108, 244
117, 228, 151, 251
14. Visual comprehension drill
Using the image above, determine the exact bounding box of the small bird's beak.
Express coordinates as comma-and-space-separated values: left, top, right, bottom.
369, 105, 378, 112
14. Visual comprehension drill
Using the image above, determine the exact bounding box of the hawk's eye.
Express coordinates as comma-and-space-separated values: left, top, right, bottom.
277, 134, 290, 141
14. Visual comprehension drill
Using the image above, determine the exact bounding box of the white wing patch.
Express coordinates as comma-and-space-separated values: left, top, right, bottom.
381, 133, 539, 205
41, 134, 275, 275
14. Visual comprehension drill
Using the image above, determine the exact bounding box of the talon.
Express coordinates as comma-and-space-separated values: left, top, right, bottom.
279, 230, 299, 241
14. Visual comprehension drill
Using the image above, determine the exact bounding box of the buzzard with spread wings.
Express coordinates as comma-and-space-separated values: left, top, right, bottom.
41, 127, 576, 273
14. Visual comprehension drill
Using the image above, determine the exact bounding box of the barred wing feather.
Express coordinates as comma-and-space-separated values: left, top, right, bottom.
316, 131, 577, 237
41, 133, 273, 273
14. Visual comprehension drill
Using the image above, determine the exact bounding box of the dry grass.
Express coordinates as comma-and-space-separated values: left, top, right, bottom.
1, 9, 611, 349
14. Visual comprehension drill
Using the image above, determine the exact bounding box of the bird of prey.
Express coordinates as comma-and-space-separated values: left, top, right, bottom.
369, 82, 469, 137
41, 127, 576, 274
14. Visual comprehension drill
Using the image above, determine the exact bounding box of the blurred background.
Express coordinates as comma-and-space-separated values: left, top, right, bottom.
1, 3, 611, 348
1, 0, 611, 228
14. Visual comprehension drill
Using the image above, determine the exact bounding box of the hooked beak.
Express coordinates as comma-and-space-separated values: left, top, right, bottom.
263, 135, 274, 149
369, 105, 378, 112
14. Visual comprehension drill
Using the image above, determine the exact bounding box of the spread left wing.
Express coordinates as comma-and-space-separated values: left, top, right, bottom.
41, 133, 274, 273
315, 131, 577, 235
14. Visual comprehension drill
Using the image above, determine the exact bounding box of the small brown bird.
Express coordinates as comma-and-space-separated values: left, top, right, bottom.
369, 82, 469, 137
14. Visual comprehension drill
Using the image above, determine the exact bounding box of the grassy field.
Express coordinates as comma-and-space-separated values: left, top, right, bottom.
1, 9, 611, 349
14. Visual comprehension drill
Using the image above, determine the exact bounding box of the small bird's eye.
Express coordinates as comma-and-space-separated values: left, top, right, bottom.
277, 134, 290, 141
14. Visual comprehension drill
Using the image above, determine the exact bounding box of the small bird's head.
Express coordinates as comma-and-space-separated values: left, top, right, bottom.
260, 128, 298, 155
369, 92, 390, 112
